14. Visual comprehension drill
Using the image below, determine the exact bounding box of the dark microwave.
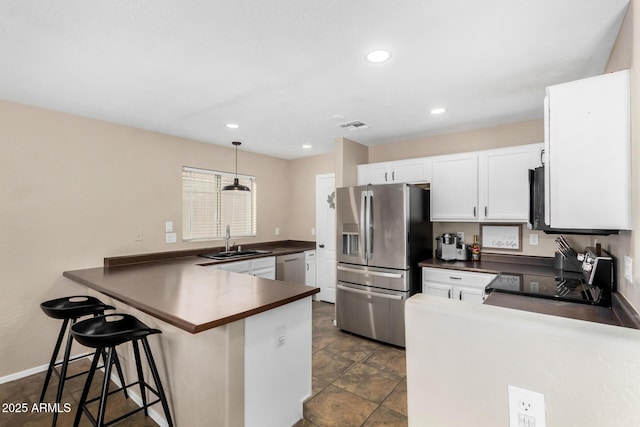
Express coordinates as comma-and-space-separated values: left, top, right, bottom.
528, 166, 617, 235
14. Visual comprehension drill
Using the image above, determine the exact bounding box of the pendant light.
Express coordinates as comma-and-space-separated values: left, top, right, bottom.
222, 141, 251, 192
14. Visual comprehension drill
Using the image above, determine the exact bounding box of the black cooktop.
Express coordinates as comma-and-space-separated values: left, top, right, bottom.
487, 272, 602, 305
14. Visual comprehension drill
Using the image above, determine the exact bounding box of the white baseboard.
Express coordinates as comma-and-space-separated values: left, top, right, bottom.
1, 354, 171, 426
0, 353, 92, 385
108, 371, 170, 427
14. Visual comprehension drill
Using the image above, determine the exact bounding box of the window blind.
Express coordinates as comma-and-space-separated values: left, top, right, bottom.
182, 167, 256, 241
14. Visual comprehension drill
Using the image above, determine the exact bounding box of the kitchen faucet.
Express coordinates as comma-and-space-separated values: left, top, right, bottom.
224, 224, 231, 252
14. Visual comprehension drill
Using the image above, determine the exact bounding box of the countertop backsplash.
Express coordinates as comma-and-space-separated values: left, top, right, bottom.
432, 222, 594, 258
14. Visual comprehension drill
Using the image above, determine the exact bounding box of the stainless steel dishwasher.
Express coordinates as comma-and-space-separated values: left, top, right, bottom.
276, 252, 305, 283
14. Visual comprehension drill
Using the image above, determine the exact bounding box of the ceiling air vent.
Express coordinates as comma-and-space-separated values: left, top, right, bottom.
338, 120, 369, 131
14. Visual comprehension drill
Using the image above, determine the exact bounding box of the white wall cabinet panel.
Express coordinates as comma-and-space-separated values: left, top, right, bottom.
392, 158, 432, 183
357, 162, 392, 185
479, 144, 543, 222
357, 158, 431, 185
546, 70, 631, 230
430, 154, 478, 221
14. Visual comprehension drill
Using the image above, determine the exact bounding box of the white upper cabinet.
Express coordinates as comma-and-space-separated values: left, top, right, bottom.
545, 70, 631, 230
357, 157, 431, 185
430, 153, 478, 221
431, 144, 543, 222
479, 144, 544, 222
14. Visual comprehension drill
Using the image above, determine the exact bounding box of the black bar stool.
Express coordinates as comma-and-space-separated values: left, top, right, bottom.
40, 296, 128, 426
71, 313, 174, 427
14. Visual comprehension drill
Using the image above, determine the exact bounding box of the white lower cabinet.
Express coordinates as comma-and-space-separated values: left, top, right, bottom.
422, 267, 496, 303
211, 256, 276, 279
304, 250, 316, 287
250, 257, 276, 280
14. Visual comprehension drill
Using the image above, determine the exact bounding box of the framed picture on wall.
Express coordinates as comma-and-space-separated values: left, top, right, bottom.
480, 224, 522, 251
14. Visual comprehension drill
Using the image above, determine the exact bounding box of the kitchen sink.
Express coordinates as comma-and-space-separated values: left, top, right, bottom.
199, 249, 272, 260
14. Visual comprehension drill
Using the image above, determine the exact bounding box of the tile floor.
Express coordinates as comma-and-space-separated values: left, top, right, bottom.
297, 301, 408, 427
0, 301, 406, 427
0, 357, 159, 427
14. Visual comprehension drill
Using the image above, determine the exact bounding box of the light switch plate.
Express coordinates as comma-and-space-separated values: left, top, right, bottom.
165, 221, 173, 233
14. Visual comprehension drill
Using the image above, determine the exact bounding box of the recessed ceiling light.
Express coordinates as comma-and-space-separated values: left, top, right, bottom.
366, 50, 391, 63
331, 114, 346, 120
302, 144, 312, 149
226, 123, 239, 129
429, 107, 447, 115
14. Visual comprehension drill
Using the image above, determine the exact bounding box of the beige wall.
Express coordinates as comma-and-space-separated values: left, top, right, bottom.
335, 137, 368, 187
599, 2, 639, 310
0, 100, 294, 377
368, 119, 544, 162
288, 152, 335, 240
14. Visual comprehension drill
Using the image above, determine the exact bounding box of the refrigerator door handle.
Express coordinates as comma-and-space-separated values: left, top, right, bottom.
365, 190, 373, 259
337, 284, 403, 300
337, 265, 404, 279
360, 190, 368, 260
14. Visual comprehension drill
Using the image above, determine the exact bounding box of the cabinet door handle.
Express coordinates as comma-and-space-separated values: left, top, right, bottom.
319, 244, 325, 248
540, 149, 545, 166
459, 292, 463, 301
392, 171, 395, 181
485, 206, 488, 217
385, 172, 388, 182
449, 276, 462, 280
473, 207, 476, 217
448, 289, 452, 299
306, 263, 309, 271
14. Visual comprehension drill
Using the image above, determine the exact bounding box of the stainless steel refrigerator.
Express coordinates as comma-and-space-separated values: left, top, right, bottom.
335, 183, 432, 347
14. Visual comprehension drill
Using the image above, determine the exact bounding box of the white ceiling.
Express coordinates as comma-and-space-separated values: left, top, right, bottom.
0, 0, 629, 159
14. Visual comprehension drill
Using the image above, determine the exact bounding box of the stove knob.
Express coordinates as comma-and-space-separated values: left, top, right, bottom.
577, 253, 585, 261
583, 263, 593, 272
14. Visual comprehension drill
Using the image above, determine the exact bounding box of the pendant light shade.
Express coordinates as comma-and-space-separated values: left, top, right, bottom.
222, 141, 251, 192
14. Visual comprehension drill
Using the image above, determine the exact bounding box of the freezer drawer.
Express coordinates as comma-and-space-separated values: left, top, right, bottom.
337, 263, 409, 292
335, 282, 408, 347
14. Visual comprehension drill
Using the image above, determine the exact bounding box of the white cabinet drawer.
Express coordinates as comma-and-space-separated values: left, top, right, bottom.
422, 267, 496, 288
252, 256, 275, 270
217, 260, 251, 273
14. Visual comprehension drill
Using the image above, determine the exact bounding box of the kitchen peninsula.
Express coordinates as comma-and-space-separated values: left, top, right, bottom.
63, 242, 319, 427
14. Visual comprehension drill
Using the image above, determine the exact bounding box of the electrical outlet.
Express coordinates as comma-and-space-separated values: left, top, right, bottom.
275, 227, 280, 236
456, 232, 465, 242
165, 233, 177, 243
508, 385, 546, 427
529, 234, 539, 246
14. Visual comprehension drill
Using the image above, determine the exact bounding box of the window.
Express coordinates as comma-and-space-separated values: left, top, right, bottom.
182, 167, 256, 241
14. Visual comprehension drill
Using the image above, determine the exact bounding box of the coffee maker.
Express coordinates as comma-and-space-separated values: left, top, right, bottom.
437, 233, 469, 261
436, 233, 458, 261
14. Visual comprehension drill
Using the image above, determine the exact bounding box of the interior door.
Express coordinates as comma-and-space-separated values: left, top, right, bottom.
316, 173, 336, 303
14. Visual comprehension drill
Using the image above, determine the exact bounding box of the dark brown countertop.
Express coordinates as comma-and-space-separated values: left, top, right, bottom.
418, 253, 640, 329
419, 253, 555, 276
64, 241, 319, 334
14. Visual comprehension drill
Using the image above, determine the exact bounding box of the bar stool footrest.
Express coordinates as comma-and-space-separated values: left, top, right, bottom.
82, 380, 162, 426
